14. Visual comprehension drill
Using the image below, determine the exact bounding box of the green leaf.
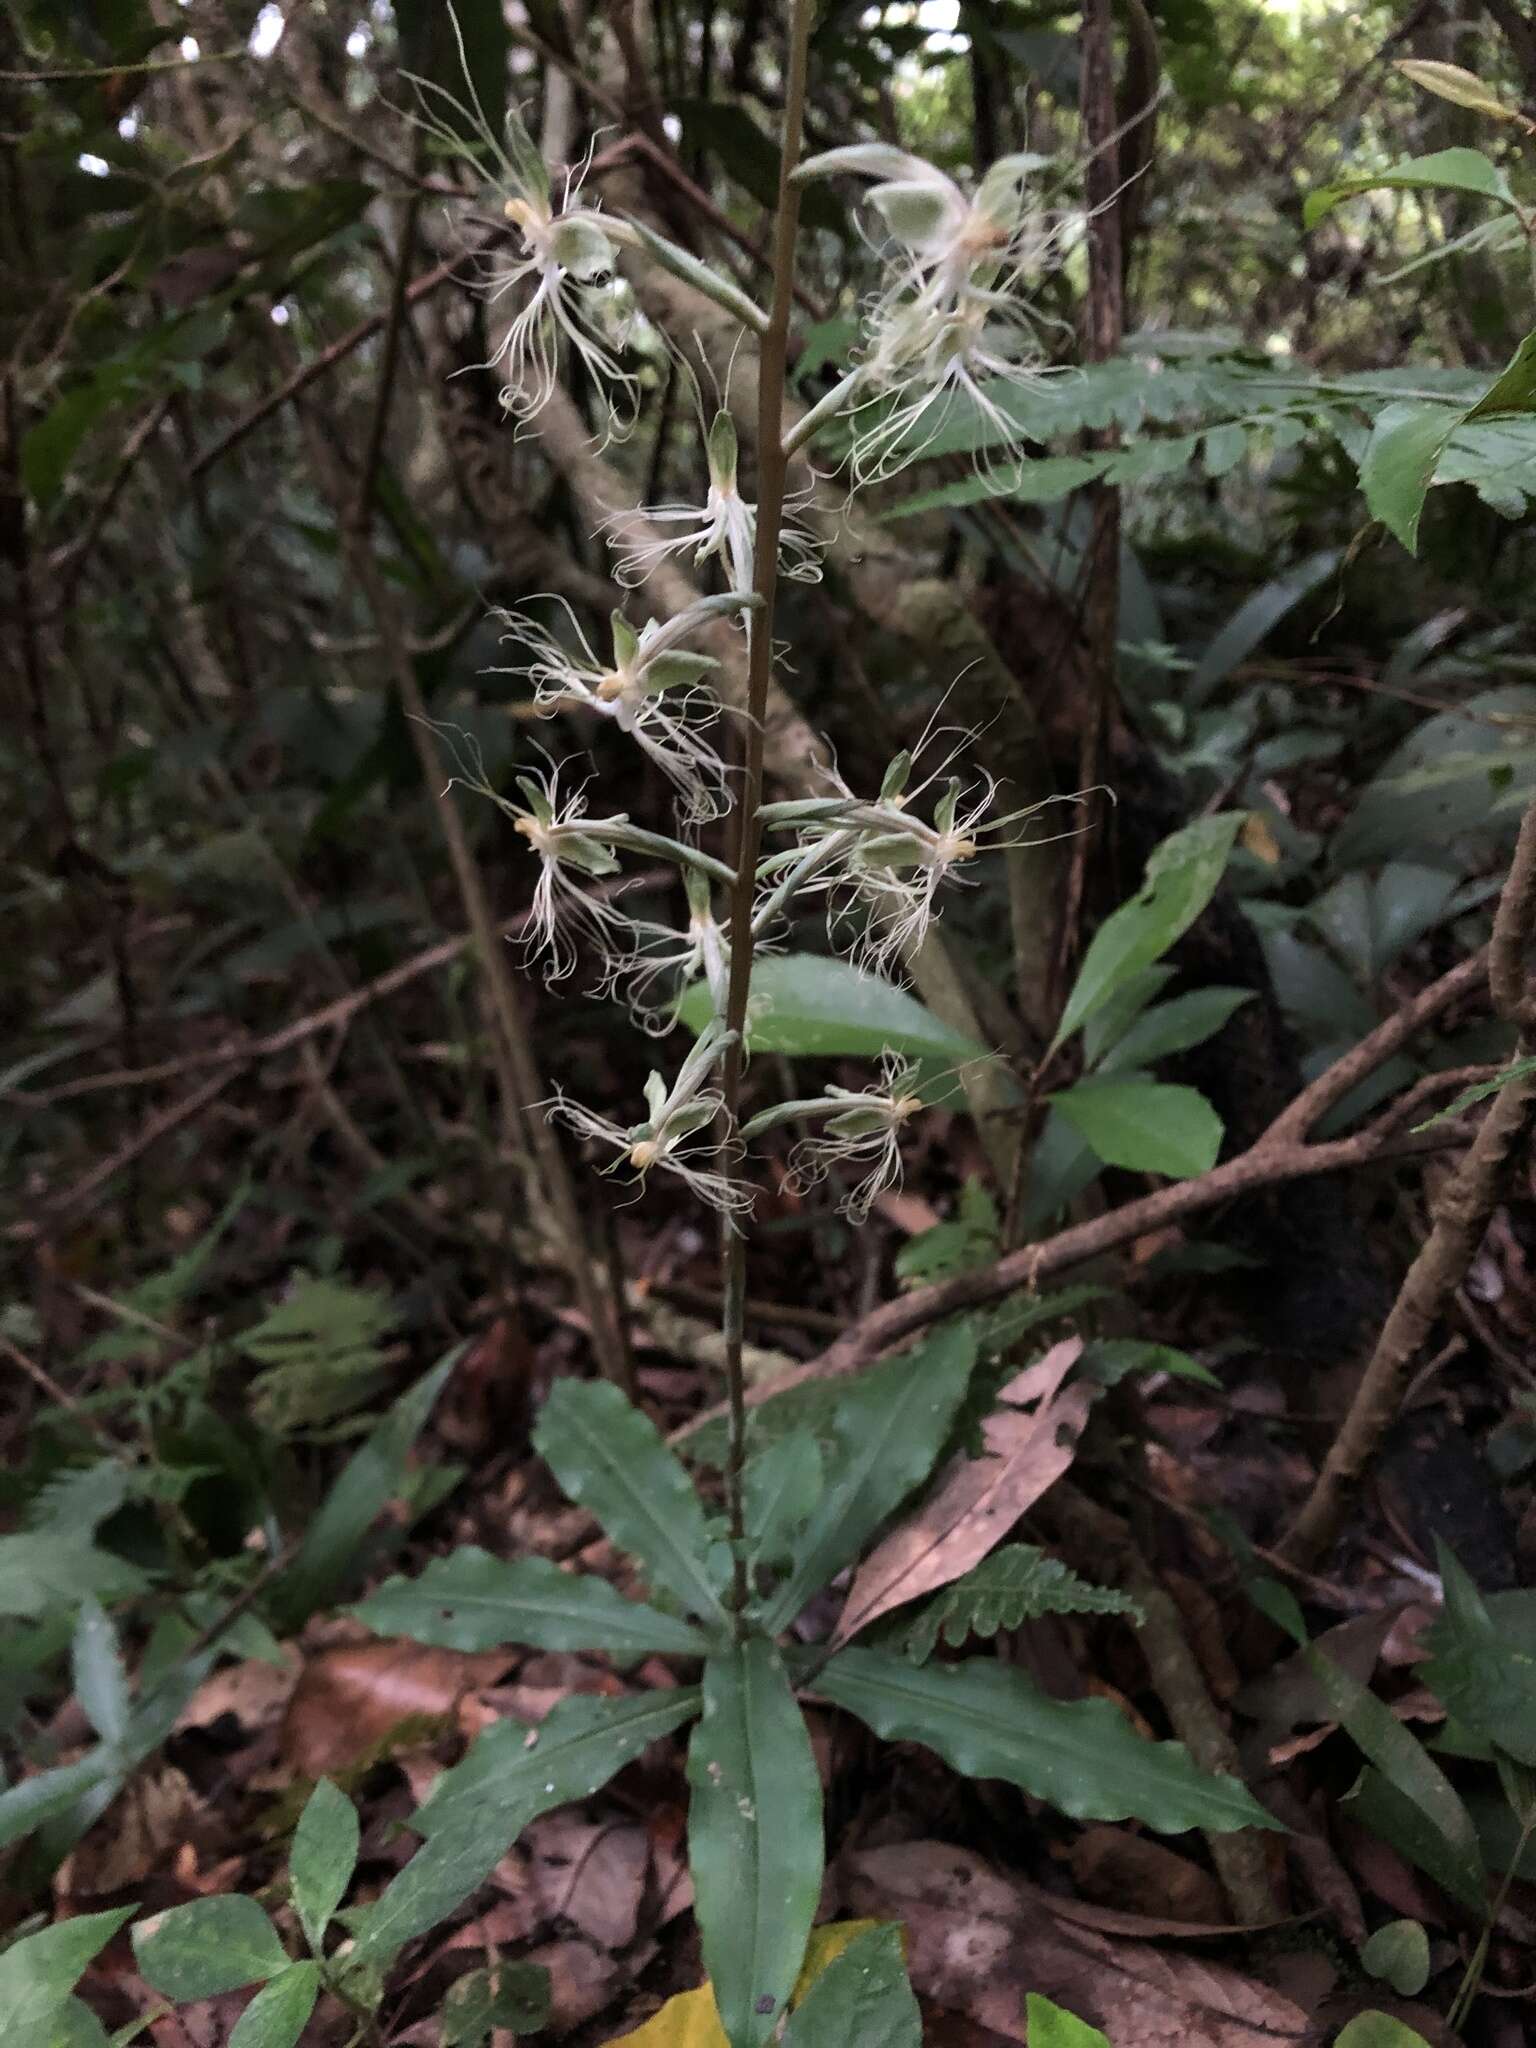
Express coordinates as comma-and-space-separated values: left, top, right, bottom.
534, 1382, 727, 1627
1359, 1920, 1430, 1998
0, 1910, 135, 2039
442, 1962, 552, 2042
782, 1925, 920, 2048
744, 1435, 823, 1574
760, 1323, 979, 1634
290, 1779, 358, 1954
1414, 1054, 1536, 1128
688, 1640, 823, 2048
0, 1757, 121, 1856
412, 1688, 703, 1842
239, 1273, 398, 1433
132, 1896, 288, 2001
818, 1648, 1281, 1833
342, 1801, 519, 1974
1050, 1077, 1223, 1178
72, 1600, 130, 1751
25, 1995, 110, 2048
269, 1350, 458, 1631
1333, 683, 1536, 867
1361, 403, 1462, 553
228, 1962, 321, 2048
902, 1544, 1137, 1663
352, 1546, 709, 1659
1332, 2017, 1434, 2048
1024, 1997, 1112, 2048
1093, 988, 1254, 1074
677, 955, 991, 1068
1305, 147, 1516, 229
1308, 1649, 1486, 1909
1186, 550, 1341, 706
1420, 1543, 1536, 1766
1054, 816, 1244, 1050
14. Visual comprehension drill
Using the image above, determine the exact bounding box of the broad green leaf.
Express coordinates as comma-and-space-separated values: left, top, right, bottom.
1024, 1997, 1112, 2048
72, 1600, 130, 1751
759, 1323, 979, 1634
818, 1648, 1281, 1834
1093, 987, 1253, 1074
413, 1688, 703, 1841
688, 1640, 823, 2048
344, 1800, 524, 1973
26, 1995, 110, 2048
1332, 2017, 1433, 2048
1050, 1077, 1223, 1178
534, 1382, 726, 1627
600, 1921, 888, 2047
132, 1896, 288, 2001
1305, 147, 1516, 229
1359, 1920, 1430, 1998
744, 1435, 822, 1573
290, 1779, 358, 1954
1308, 1649, 1486, 1909
228, 1962, 321, 2048
0, 1909, 134, 2038
1054, 816, 1244, 1049
1420, 1543, 1536, 1766
352, 1546, 709, 1659
1333, 683, 1536, 868
270, 1350, 459, 1631
677, 955, 991, 1069
781, 1925, 919, 2047
441, 1962, 552, 2042
1413, 1054, 1536, 1128
1361, 403, 1462, 553
1347, 1764, 1487, 1910
1079, 966, 1176, 1070
1082, 1338, 1221, 1389
0, 1756, 121, 1854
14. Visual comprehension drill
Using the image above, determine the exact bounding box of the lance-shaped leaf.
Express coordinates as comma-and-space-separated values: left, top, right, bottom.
759, 1322, 979, 1634
351, 1547, 710, 1659
818, 1648, 1282, 1834
290, 1779, 358, 1954
534, 1381, 727, 1627
833, 1338, 1091, 1646
350, 1688, 701, 1972
0, 1909, 135, 2039
781, 1924, 920, 2047
1420, 1544, 1536, 1767
415, 1687, 703, 1841
228, 1962, 322, 2048
745, 1433, 822, 1574
688, 1639, 823, 2048
1304, 146, 1517, 229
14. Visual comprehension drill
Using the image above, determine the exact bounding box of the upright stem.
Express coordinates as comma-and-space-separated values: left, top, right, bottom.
717, 0, 815, 1615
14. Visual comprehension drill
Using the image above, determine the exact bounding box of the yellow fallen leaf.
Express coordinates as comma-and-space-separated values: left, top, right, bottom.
606, 1921, 888, 2047
1239, 812, 1282, 865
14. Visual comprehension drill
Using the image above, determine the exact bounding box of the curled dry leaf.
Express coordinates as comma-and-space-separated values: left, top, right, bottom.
842, 1841, 1311, 2047
1069, 1826, 1229, 1927
525, 1812, 651, 1949
279, 1639, 512, 1777
833, 1338, 1090, 1646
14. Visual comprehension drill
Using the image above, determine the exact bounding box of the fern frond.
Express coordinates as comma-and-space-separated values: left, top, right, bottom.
901, 1543, 1139, 1664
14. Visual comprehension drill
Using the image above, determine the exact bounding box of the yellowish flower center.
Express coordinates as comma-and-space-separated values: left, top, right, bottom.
628, 1138, 660, 1171
596, 670, 628, 703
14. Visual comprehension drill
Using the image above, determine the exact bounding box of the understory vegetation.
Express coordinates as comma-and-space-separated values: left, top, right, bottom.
5, 2, 1536, 2045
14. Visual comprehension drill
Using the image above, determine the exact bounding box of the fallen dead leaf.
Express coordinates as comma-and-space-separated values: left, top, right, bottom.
525, 1934, 636, 2029
57, 1766, 199, 1895
833, 1338, 1090, 1646
279, 1639, 511, 1776
524, 1813, 650, 1949
842, 1841, 1313, 2046
176, 1648, 302, 1735
1070, 1827, 1228, 1927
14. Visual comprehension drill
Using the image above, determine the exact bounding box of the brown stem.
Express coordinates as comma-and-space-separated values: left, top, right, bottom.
717, 0, 815, 1613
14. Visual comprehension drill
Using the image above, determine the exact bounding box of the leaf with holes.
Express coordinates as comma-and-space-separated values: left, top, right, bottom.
688, 1639, 823, 2048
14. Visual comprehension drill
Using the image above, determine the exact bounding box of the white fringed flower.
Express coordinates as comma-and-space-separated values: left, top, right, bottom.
605, 412, 822, 593
795, 144, 1079, 478
498, 762, 638, 984
495, 592, 755, 823
546, 1023, 751, 1216
743, 1052, 926, 1222
606, 870, 734, 1032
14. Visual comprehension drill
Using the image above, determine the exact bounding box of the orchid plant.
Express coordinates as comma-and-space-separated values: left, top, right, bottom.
340, 15, 1281, 2046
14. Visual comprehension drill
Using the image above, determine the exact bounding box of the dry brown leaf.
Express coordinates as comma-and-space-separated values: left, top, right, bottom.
833, 1338, 1089, 1646
58, 1766, 198, 1895
525, 1935, 636, 2030
176, 1648, 301, 1736
525, 1814, 650, 1949
1069, 1827, 1228, 1927
842, 1841, 1313, 2047
279, 1639, 510, 1776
